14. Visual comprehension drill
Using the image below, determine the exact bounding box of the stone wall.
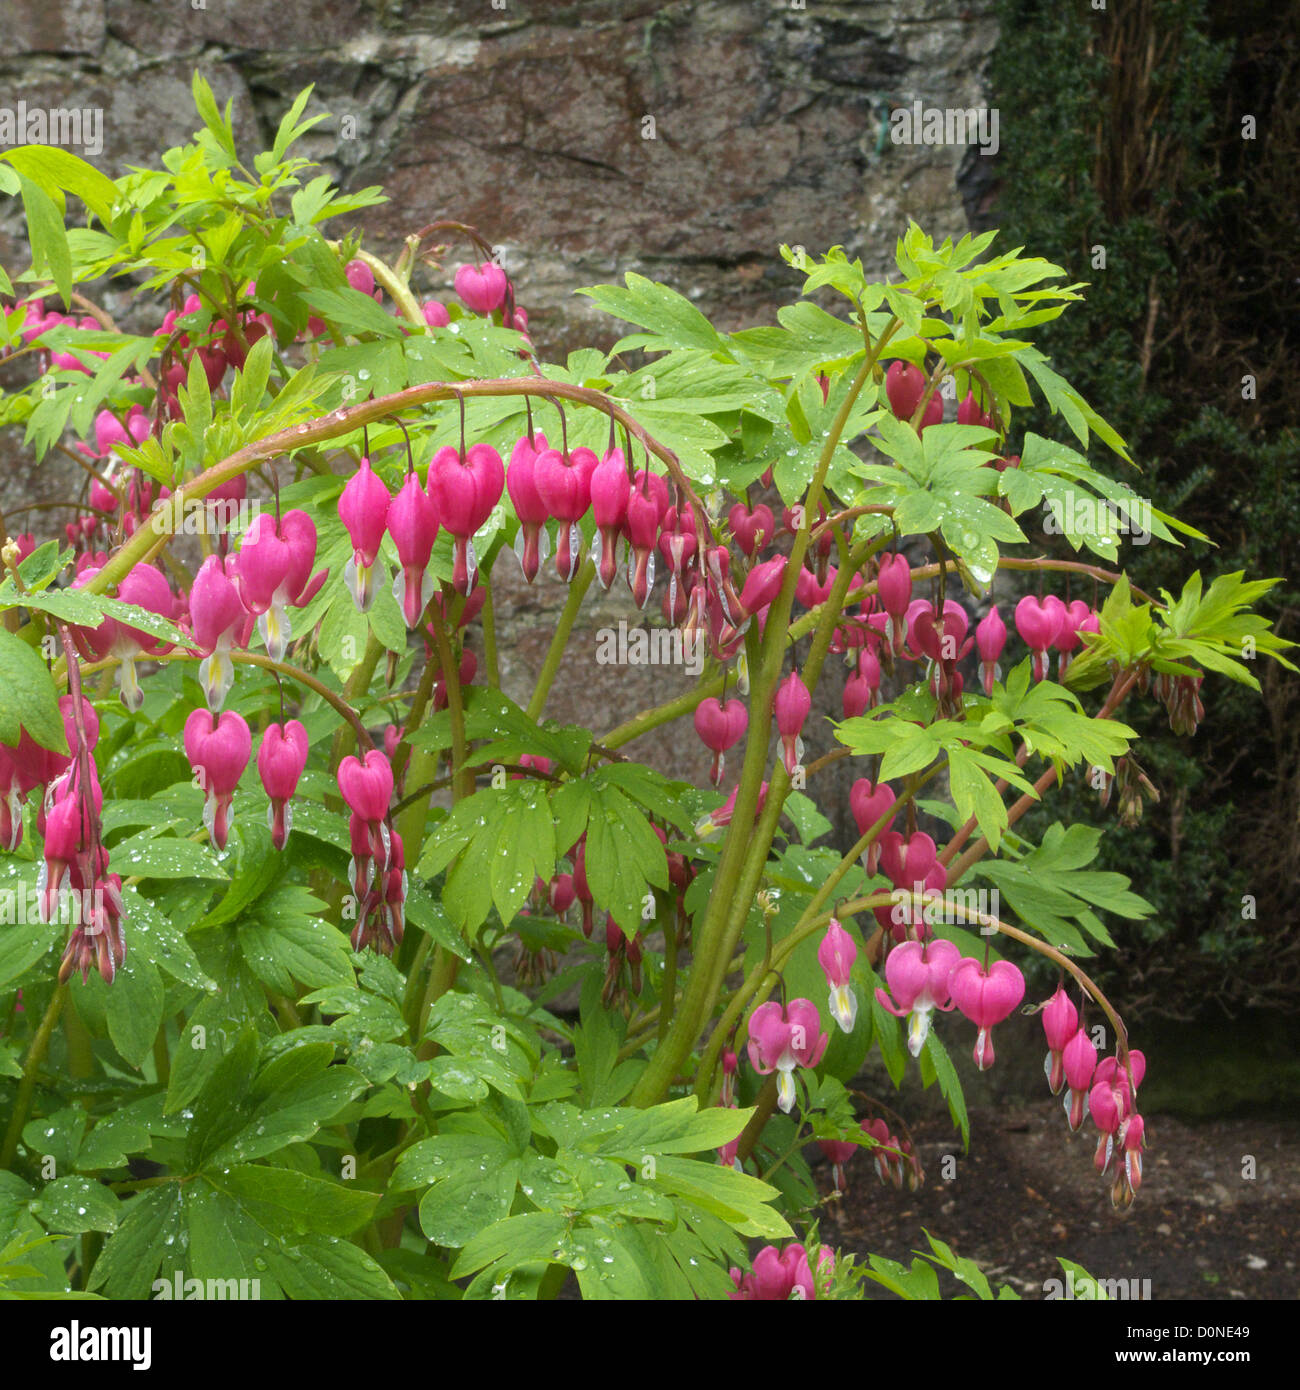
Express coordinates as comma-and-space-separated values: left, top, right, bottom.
0, 0, 999, 808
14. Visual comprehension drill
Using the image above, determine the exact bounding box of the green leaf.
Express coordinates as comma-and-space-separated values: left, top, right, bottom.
108, 832, 227, 882
270, 84, 325, 164
0, 868, 60, 988
34, 1177, 121, 1235
86, 1186, 184, 1299
264, 1232, 399, 1299
577, 273, 726, 354
304, 287, 406, 340
229, 334, 274, 423
1055, 1256, 1108, 1299
947, 744, 1011, 852
450, 1212, 570, 1281
918, 1229, 993, 1299
120, 887, 213, 992
205, 1041, 368, 1168
977, 822, 1151, 954
105, 953, 165, 1069
191, 72, 239, 164
206, 1166, 378, 1238
921, 1032, 969, 1148
238, 884, 353, 991
647, 1156, 792, 1241
581, 780, 670, 933
0, 629, 67, 754
17, 174, 72, 307
394, 1134, 523, 1248
3, 145, 117, 224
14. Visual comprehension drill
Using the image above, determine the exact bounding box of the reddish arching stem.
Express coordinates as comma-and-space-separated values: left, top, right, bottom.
77, 374, 715, 606
51, 441, 123, 503
410, 219, 497, 267
849, 1089, 918, 1162
811, 504, 895, 542
844, 884, 1134, 1079
69, 648, 375, 751
909, 358, 950, 431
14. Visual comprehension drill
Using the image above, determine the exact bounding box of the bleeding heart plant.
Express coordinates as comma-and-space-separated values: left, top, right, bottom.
0, 85, 1292, 1309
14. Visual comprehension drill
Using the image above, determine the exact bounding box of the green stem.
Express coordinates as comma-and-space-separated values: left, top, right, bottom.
658, 926, 679, 1044
401, 936, 433, 1037
330, 634, 384, 771
526, 558, 595, 721
348, 247, 426, 329
481, 572, 501, 689
600, 671, 723, 751
416, 947, 462, 1050
0, 984, 67, 1169
427, 596, 470, 800
152, 1027, 170, 1086
630, 345, 888, 1108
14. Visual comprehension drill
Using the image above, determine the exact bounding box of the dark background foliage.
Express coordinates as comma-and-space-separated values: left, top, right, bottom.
987, 0, 1299, 1023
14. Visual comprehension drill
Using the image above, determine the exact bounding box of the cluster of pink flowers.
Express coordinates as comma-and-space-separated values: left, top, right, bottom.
875, 938, 1026, 1068
729, 1242, 833, 1300
819, 1114, 920, 1194
745, 998, 829, 1114
188, 509, 328, 707
1011, 594, 1099, 683
847, 552, 1103, 721
1040, 985, 1147, 1207
182, 708, 309, 856
0, 693, 127, 986
338, 748, 404, 955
